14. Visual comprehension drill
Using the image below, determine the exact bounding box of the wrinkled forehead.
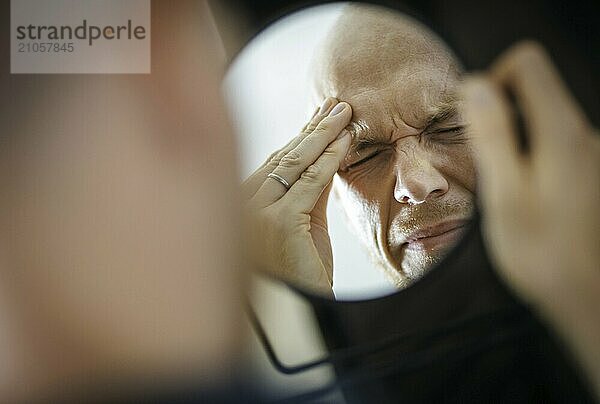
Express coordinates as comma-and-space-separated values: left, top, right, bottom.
344, 64, 459, 128
311, 7, 462, 130
314, 58, 462, 142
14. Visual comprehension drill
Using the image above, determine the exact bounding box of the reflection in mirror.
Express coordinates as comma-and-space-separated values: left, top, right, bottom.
225, 3, 474, 300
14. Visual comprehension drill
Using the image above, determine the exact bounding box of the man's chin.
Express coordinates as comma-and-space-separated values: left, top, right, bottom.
392, 238, 456, 287
396, 247, 445, 283
389, 228, 466, 285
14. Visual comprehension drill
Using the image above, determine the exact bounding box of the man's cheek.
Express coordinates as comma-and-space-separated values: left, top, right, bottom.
437, 146, 477, 195
334, 177, 382, 247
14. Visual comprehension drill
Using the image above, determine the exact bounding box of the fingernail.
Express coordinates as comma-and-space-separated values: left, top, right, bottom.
329, 102, 347, 116
319, 98, 335, 114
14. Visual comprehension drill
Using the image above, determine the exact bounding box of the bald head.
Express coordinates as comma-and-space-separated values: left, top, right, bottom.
312, 4, 461, 102
309, 5, 475, 287
310, 4, 465, 169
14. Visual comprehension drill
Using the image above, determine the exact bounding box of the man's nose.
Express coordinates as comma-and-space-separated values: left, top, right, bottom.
393, 147, 449, 205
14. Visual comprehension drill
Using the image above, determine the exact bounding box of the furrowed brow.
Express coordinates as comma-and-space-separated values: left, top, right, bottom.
423, 100, 461, 130
346, 119, 383, 156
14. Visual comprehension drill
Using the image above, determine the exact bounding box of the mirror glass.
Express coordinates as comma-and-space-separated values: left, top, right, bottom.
224, 2, 474, 301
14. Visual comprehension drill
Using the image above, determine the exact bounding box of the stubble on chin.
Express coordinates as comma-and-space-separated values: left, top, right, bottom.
385, 197, 473, 287
400, 247, 445, 283
375, 245, 444, 289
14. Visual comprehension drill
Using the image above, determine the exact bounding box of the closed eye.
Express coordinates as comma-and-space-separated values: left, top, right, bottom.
426, 125, 467, 144
429, 125, 465, 135
344, 150, 382, 170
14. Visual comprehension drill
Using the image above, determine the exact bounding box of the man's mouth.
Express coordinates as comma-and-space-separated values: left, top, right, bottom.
402, 219, 468, 252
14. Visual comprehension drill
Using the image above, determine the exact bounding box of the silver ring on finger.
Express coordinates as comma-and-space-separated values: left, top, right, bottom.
267, 172, 291, 190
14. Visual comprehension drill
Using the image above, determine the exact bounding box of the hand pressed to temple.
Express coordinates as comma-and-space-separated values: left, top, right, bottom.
243, 98, 352, 296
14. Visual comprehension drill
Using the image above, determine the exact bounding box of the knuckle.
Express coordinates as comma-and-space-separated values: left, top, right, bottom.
314, 121, 331, 134
303, 123, 317, 134
267, 149, 278, 161
267, 150, 286, 168
301, 164, 323, 183
279, 150, 303, 168
304, 119, 320, 133
266, 150, 279, 164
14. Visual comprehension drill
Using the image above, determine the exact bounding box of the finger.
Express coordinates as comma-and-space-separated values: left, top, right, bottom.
309, 183, 335, 285
279, 130, 351, 213
490, 41, 589, 159
301, 97, 337, 133
242, 98, 338, 200
461, 75, 523, 213
253, 102, 352, 206
242, 135, 307, 201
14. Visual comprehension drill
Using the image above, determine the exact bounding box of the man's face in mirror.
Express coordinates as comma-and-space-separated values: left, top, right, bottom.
312, 6, 476, 288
